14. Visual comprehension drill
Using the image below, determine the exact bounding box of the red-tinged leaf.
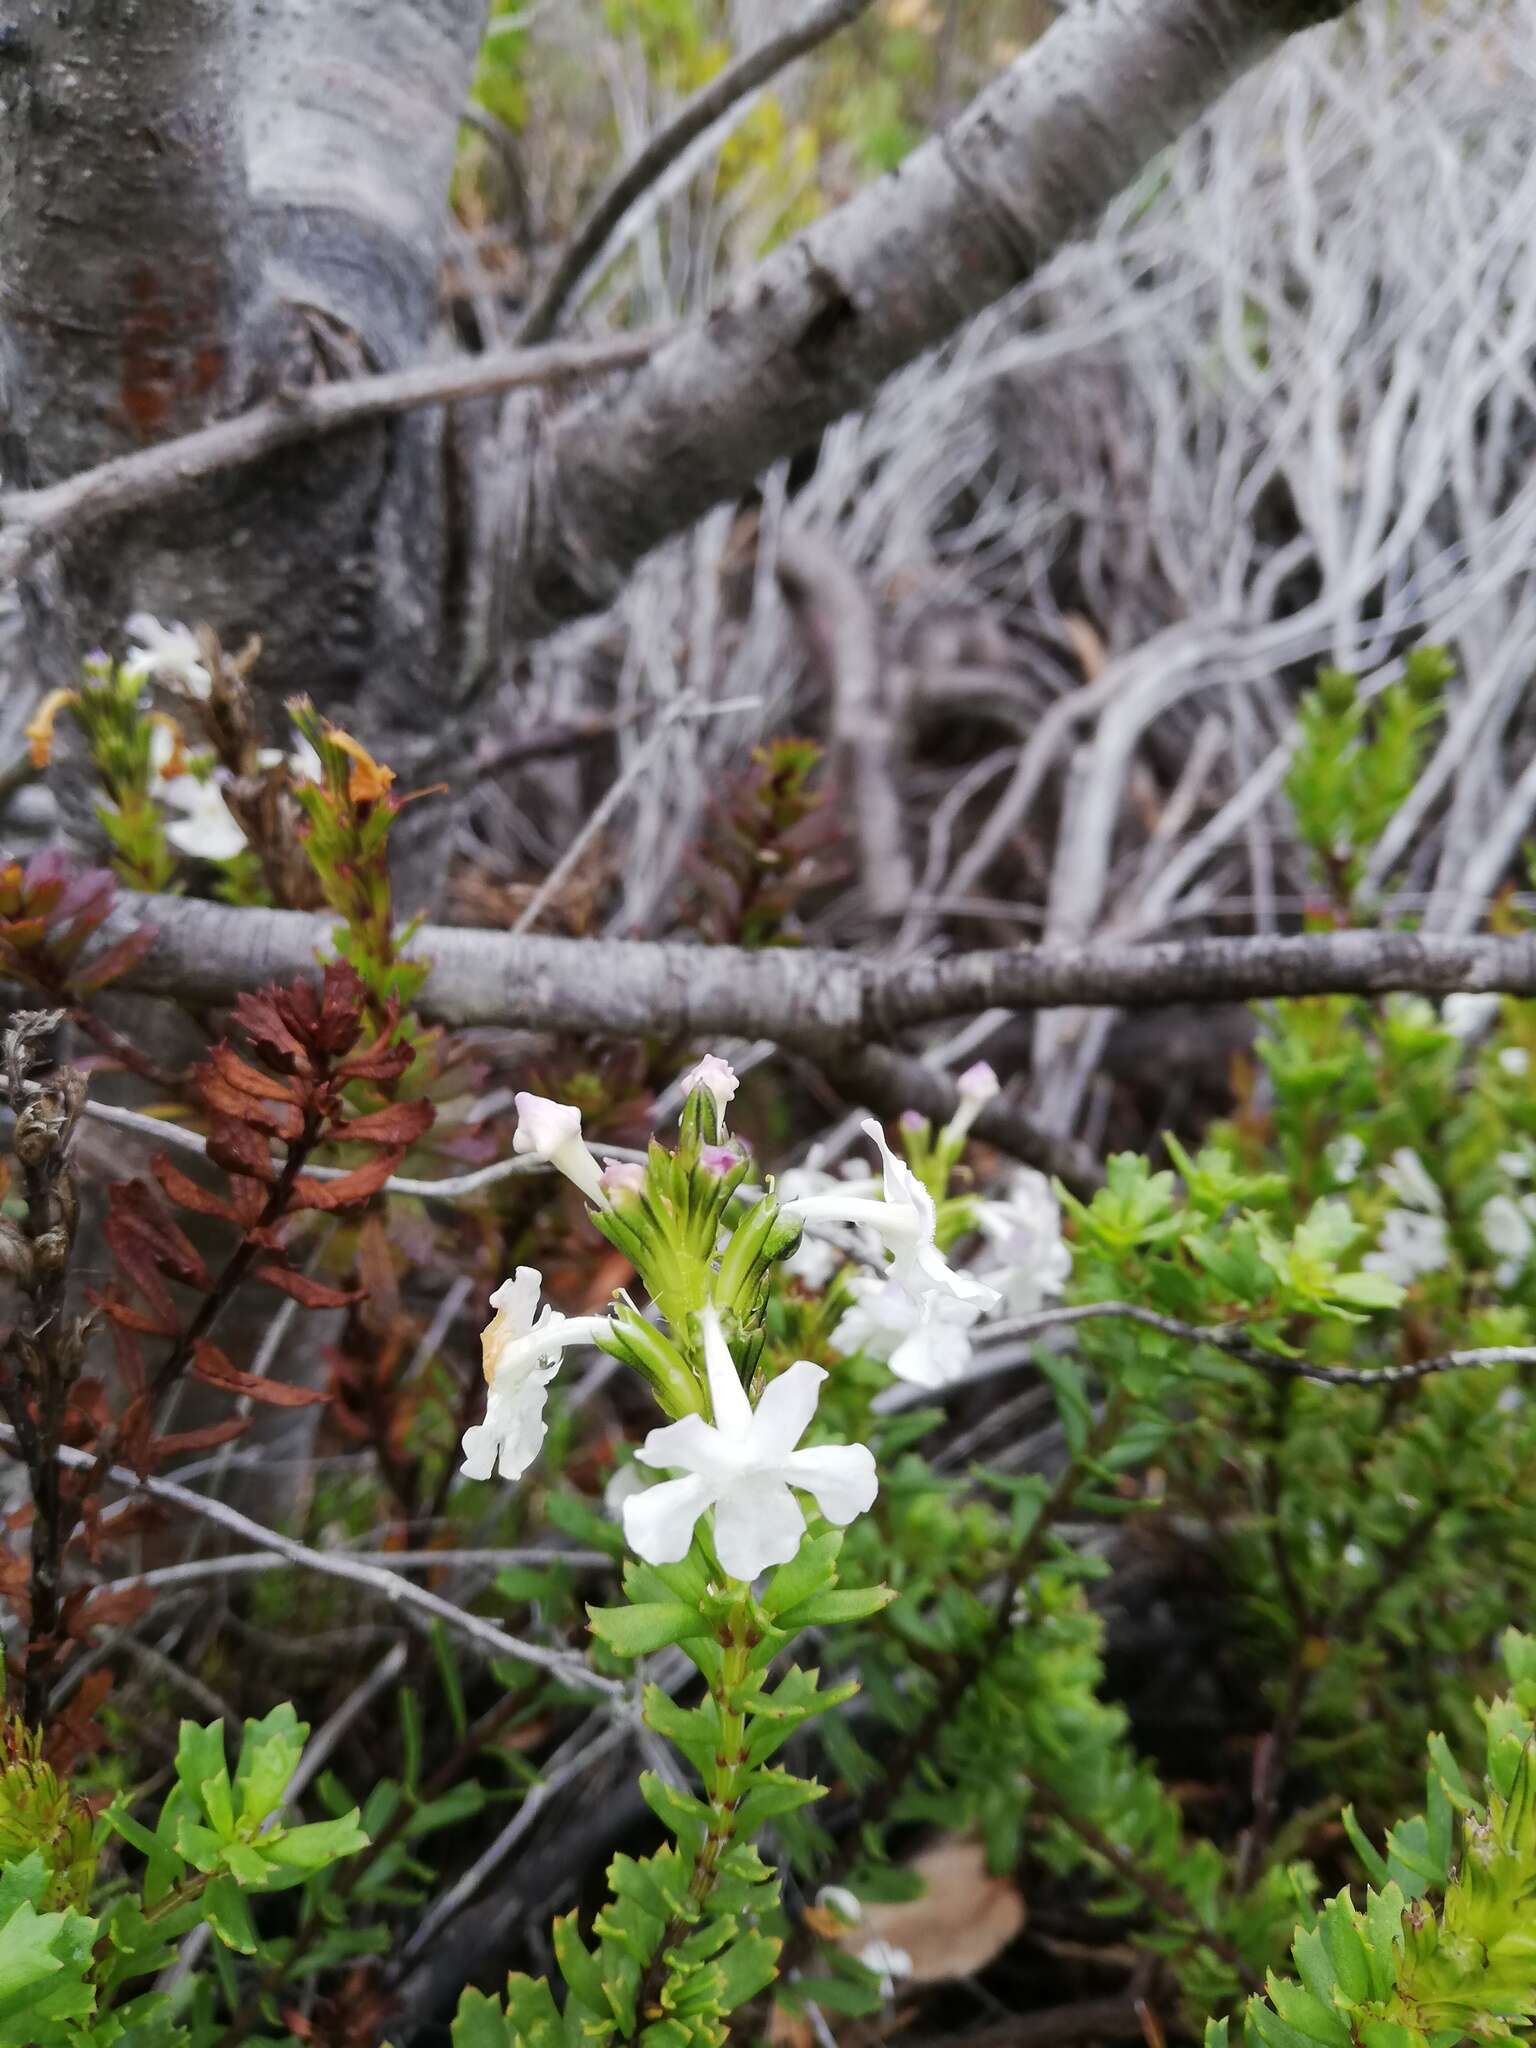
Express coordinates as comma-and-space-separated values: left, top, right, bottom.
44, 1669, 113, 1774
151, 1416, 250, 1457
231, 988, 308, 1071
252, 1265, 360, 1310
67, 1583, 153, 1638
227, 1173, 268, 1224
71, 922, 157, 995
197, 1067, 305, 1137
207, 1041, 302, 1104
192, 1340, 329, 1407
151, 1153, 242, 1223
98, 1296, 179, 1338
335, 1098, 435, 1147
114, 1395, 154, 1476
109, 1181, 214, 1291
204, 1115, 277, 1184
289, 1149, 403, 1211
72, 1498, 163, 1560
336, 1011, 413, 1085
316, 962, 369, 1054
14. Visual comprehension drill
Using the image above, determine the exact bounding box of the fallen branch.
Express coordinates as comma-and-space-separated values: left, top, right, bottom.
517, 0, 880, 345
94, 893, 1536, 1042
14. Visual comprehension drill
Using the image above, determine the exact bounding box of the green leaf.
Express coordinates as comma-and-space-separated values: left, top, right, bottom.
713, 1928, 780, 2009
263, 1810, 369, 1871
203, 1874, 259, 1955
552, 1909, 607, 2016
588, 1601, 714, 1657
234, 1703, 307, 1827
773, 1585, 894, 1630
174, 1720, 234, 1837
760, 1531, 841, 1618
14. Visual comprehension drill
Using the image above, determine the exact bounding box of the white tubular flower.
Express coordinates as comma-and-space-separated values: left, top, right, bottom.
1324, 1133, 1366, 1186
513, 1092, 607, 1206
146, 724, 248, 862
1443, 991, 1500, 1040
858, 1940, 913, 2000
124, 614, 212, 698
946, 1060, 1001, 1143
622, 1311, 877, 1581
1362, 1209, 1450, 1285
461, 1267, 613, 1483
972, 1167, 1072, 1317
1481, 1193, 1536, 1287
1380, 1147, 1442, 1213
781, 1119, 999, 1312
816, 1885, 862, 1926
832, 1276, 982, 1389
680, 1052, 739, 1127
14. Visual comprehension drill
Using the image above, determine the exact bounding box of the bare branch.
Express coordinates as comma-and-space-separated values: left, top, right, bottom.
0, 333, 661, 586
502, 0, 1352, 637
91, 893, 1536, 1047
0, 1427, 621, 1699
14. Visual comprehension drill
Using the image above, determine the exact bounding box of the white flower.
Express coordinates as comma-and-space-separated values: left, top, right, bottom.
621, 1311, 877, 1581
123, 614, 211, 698
1500, 1046, 1530, 1078
774, 1161, 871, 1287
832, 1275, 982, 1388
513, 1093, 606, 1206
603, 1459, 647, 1519
257, 735, 324, 783
781, 1119, 999, 1315
946, 1060, 1001, 1143
816, 1886, 862, 1926
972, 1167, 1072, 1316
1481, 1193, 1536, 1287
1362, 1209, 1450, 1284
1325, 1134, 1366, 1186
1342, 1542, 1367, 1568
461, 1267, 613, 1483
858, 1940, 913, 2000
1380, 1147, 1442, 1214
1498, 1386, 1525, 1414
1498, 1150, 1533, 1181
680, 1053, 739, 1128
145, 723, 247, 862
1443, 991, 1500, 1040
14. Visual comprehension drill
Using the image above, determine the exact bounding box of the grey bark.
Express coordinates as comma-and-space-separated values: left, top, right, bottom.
503, 0, 1351, 637
94, 893, 1536, 1044
0, 0, 1350, 754
0, 0, 488, 738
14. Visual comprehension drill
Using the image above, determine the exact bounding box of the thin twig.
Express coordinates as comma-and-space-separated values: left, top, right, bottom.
0, 332, 662, 582
0, 1427, 620, 1699
517, 0, 880, 343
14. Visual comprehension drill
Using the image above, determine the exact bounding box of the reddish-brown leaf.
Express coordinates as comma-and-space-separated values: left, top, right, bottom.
204, 1115, 277, 1184
227, 1173, 269, 1223
44, 1669, 113, 1773
151, 1152, 242, 1223
106, 1180, 212, 1319
197, 1067, 304, 1138
252, 1265, 360, 1310
192, 1340, 329, 1407
207, 1041, 302, 1104
72, 922, 158, 995
289, 1149, 403, 1211
336, 1098, 435, 1147
97, 1295, 179, 1339
337, 1018, 414, 1086
232, 988, 308, 1072
316, 963, 369, 1054
151, 1417, 250, 1457
67, 1583, 153, 1638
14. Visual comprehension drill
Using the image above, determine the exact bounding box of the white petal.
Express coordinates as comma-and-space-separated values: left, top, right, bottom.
624, 1472, 716, 1564
861, 1118, 936, 1239
888, 1318, 972, 1388
747, 1360, 824, 1462
634, 1412, 733, 1482
700, 1311, 754, 1441
782, 1442, 878, 1525
459, 1422, 500, 1481
512, 1093, 583, 1158
712, 1475, 806, 1579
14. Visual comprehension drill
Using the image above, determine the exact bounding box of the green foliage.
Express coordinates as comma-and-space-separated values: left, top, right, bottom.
1216, 1635, 1536, 2047
0, 1707, 366, 2045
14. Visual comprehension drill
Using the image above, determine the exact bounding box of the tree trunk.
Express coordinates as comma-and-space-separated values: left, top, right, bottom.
0, 0, 487, 741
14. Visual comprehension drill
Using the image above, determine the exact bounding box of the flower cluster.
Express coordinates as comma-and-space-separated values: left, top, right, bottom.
461, 1055, 1071, 1568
